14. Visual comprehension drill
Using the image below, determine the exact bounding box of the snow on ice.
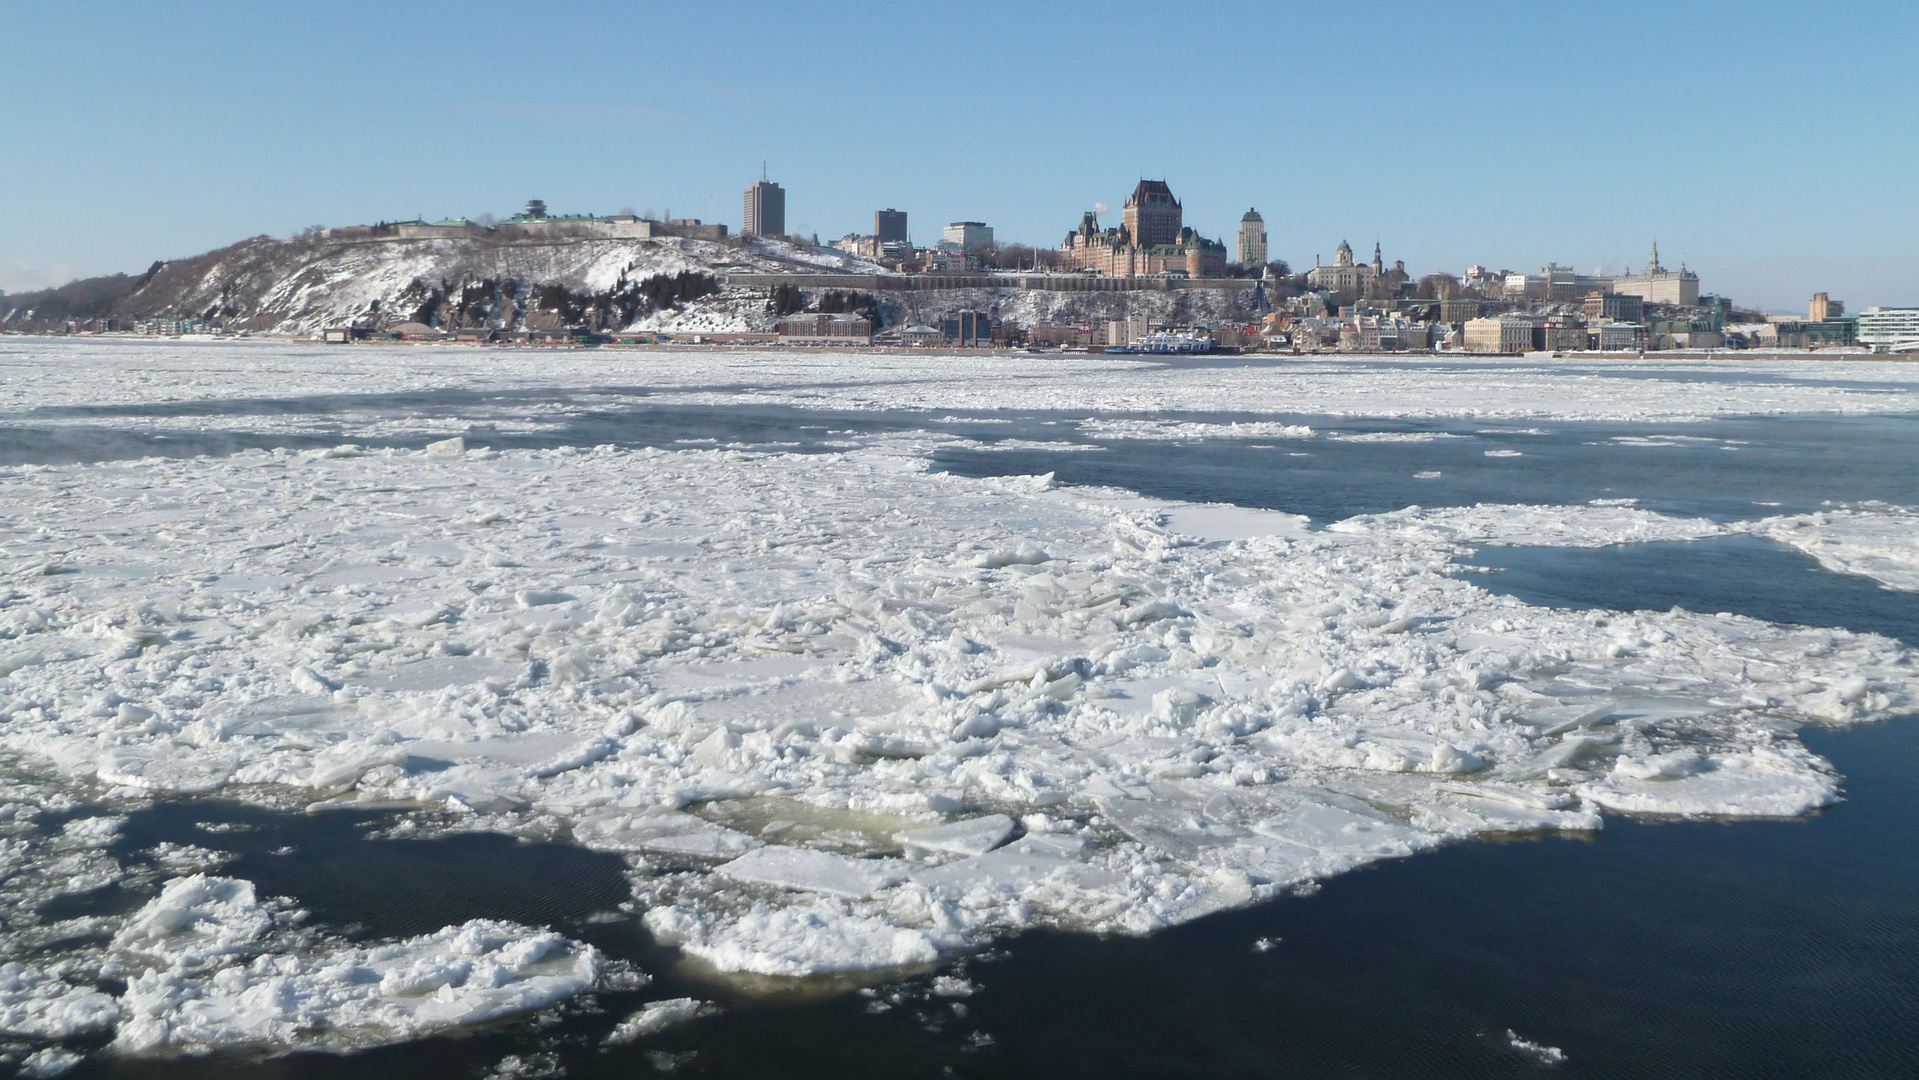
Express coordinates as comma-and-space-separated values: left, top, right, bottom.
0, 341, 1916, 1060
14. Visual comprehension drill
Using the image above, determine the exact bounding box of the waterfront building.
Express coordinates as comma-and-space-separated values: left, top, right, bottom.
744, 177, 785, 237
776, 313, 872, 345
944, 310, 995, 347
1238, 209, 1267, 267
1611, 243, 1699, 306
1464, 315, 1538, 353
1858, 307, 1919, 348
1339, 317, 1382, 352
876, 209, 908, 245
1809, 292, 1843, 321
1596, 323, 1650, 351
1105, 314, 1151, 347
1541, 320, 1589, 352
1807, 316, 1859, 346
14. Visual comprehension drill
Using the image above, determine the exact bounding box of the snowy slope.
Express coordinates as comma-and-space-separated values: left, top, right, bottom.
108, 232, 885, 337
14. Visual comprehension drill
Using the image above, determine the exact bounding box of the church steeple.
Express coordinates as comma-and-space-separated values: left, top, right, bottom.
1372, 242, 1383, 275
1648, 241, 1662, 273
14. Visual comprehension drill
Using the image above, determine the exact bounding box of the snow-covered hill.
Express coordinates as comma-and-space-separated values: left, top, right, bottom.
62, 229, 1269, 339
104, 231, 884, 336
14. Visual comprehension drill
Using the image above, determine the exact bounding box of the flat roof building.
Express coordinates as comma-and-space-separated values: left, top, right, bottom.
876, 209, 908, 245
1858, 307, 1919, 348
744, 178, 785, 238
943, 221, 993, 253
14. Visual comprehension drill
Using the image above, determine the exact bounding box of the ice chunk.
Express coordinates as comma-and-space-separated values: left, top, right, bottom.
574, 807, 760, 858
113, 917, 597, 1053
896, 815, 1015, 859
970, 542, 1049, 568
515, 589, 576, 608
912, 833, 1119, 898
425, 436, 466, 455
1579, 747, 1837, 816
716, 846, 908, 899
644, 899, 939, 977
112, 874, 274, 968
0, 963, 118, 1039
19, 1048, 84, 1078
604, 998, 712, 1044
96, 748, 237, 794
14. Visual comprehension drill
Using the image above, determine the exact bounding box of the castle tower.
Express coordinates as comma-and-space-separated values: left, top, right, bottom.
1122, 180, 1182, 248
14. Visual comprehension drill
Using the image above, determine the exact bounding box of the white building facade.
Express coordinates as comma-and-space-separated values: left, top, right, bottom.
1858, 307, 1919, 348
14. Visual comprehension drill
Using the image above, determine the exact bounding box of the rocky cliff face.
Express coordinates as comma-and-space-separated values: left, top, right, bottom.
16, 231, 874, 336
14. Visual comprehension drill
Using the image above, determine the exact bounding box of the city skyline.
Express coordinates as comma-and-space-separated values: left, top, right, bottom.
3, 1, 1916, 311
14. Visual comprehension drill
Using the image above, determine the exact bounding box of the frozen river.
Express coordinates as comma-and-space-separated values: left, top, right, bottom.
0, 340, 1916, 1077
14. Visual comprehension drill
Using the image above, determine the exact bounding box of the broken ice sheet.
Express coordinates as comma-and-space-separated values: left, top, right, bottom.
0, 355, 1916, 1055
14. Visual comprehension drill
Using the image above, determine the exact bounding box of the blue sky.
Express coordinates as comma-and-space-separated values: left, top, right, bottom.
3, 0, 1914, 311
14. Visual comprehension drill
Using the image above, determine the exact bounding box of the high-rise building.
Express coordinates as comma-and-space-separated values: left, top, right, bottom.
1237, 209, 1267, 267
1810, 292, 1843, 321
744, 177, 785, 238
875, 209, 908, 245
942, 221, 993, 252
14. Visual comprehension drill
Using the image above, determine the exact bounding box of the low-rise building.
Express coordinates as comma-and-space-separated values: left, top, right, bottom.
776, 313, 872, 345
1439, 298, 1480, 324
1540, 321, 1589, 352
1858, 307, 1919, 349
1595, 322, 1650, 351
1338, 317, 1382, 352
1463, 316, 1537, 353
1750, 321, 1810, 349
943, 310, 995, 347
1583, 292, 1643, 324
1105, 314, 1151, 347
1807, 317, 1859, 347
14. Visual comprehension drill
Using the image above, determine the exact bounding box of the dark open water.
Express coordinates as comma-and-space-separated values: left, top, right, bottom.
9, 385, 1917, 1078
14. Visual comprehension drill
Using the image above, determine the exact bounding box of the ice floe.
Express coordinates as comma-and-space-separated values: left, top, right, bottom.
107, 877, 597, 1053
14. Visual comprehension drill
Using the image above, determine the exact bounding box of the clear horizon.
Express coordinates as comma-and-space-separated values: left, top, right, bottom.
3, 0, 1914, 312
